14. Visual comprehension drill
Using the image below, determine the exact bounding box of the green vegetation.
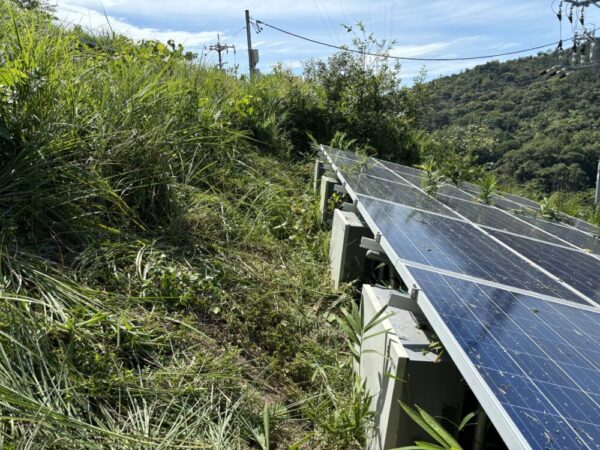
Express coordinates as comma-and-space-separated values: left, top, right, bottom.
304, 22, 429, 163
418, 160, 444, 198
395, 405, 478, 450
0, 3, 395, 448
477, 173, 498, 205
425, 52, 600, 223
1, 0, 599, 447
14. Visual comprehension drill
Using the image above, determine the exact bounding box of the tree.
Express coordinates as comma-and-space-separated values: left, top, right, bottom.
303, 22, 429, 164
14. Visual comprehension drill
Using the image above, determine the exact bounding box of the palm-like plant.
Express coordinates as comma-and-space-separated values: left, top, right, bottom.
477, 172, 498, 205
418, 160, 445, 198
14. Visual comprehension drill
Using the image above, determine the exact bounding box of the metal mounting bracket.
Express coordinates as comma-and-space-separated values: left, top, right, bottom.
388, 290, 421, 314
360, 236, 385, 253
334, 184, 348, 195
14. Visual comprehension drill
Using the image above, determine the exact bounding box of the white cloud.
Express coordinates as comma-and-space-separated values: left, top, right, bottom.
55, 0, 368, 21
390, 36, 486, 59
53, 0, 591, 78
54, 2, 222, 47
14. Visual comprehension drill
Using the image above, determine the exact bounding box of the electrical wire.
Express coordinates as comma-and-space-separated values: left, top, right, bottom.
319, 0, 342, 44
254, 19, 589, 62
312, 0, 338, 46
389, 0, 397, 44
230, 26, 246, 39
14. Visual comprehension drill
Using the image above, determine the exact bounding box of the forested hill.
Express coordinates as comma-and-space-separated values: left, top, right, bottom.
426, 53, 600, 193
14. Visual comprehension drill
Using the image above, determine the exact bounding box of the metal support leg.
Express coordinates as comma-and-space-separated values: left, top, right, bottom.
472, 409, 488, 450
314, 159, 325, 194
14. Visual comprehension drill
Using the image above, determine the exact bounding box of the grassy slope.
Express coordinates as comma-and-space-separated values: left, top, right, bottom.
0, 4, 368, 448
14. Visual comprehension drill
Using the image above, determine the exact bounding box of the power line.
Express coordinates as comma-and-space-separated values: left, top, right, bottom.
318, 0, 342, 44
230, 26, 246, 39
312, 0, 338, 46
254, 19, 586, 62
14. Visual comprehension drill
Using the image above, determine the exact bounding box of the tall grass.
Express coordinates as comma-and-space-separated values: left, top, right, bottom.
0, 3, 370, 448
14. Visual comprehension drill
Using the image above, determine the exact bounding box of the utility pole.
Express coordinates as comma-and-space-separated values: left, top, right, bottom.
245, 10, 257, 77
208, 34, 235, 71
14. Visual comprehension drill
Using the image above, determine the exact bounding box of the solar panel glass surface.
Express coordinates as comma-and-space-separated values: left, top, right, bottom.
518, 215, 600, 254
322, 146, 600, 449
408, 266, 600, 450
437, 195, 565, 245
357, 195, 586, 304
487, 230, 600, 305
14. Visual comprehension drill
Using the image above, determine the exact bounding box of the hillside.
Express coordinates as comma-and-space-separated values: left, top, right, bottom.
426, 52, 600, 194
0, 3, 382, 448
4, 2, 600, 447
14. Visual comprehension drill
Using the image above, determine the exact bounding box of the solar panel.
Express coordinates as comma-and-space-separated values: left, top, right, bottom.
488, 194, 538, 214
331, 155, 413, 185
487, 229, 600, 305
322, 145, 364, 162
518, 215, 600, 255
387, 171, 424, 186
357, 195, 585, 303
501, 192, 542, 210
571, 218, 600, 236
378, 160, 539, 214
351, 180, 457, 217
437, 183, 479, 201
436, 194, 566, 246
378, 159, 428, 177
320, 146, 600, 450
408, 266, 600, 450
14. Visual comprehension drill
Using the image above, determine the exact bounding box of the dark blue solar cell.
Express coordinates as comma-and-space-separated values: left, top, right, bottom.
377, 159, 424, 177
407, 266, 600, 450
436, 194, 565, 245
331, 155, 408, 184
518, 215, 600, 254
500, 192, 541, 210
321, 145, 362, 162
487, 229, 600, 305
347, 178, 456, 216
357, 194, 584, 303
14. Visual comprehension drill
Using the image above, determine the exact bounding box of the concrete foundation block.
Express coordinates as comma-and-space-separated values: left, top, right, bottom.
360, 285, 466, 450
329, 209, 370, 289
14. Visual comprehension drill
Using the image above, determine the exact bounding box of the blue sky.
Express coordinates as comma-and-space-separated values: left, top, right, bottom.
54, 1, 600, 84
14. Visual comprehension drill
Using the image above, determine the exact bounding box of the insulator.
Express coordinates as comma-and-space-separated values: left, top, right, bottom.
557, 1, 563, 20
568, 5, 574, 23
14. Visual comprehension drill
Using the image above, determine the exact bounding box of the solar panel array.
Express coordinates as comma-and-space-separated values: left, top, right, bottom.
320, 145, 600, 450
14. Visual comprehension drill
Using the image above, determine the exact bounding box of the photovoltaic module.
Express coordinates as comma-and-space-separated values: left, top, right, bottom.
320, 145, 600, 450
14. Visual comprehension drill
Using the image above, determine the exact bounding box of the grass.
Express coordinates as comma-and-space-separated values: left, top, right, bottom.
0, 3, 371, 448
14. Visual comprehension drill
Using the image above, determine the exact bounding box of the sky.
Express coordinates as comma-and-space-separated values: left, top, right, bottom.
52, 1, 600, 84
